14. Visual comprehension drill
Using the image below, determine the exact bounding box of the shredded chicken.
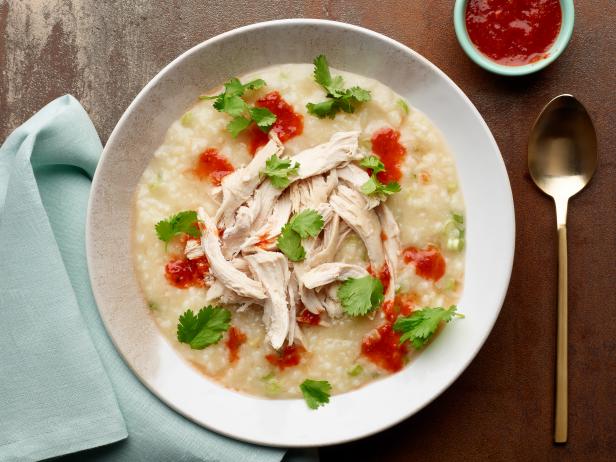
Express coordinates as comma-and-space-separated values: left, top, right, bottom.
221, 201, 256, 259
301, 262, 370, 289
184, 239, 204, 260
245, 250, 290, 349
291, 131, 362, 179
319, 283, 344, 318
240, 191, 292, 253
286, 272, 305, 346
307, 215, 350, 268
198, 208, 266, 300
330, 184, 386, 270
377, 203, 401, 302
215, 133, 283, 227
290, 175, 334, 213
194, 131, 404, 350
337, 164, 380, 209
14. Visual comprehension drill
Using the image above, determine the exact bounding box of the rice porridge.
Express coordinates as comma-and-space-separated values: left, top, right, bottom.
133, 58, 465, 404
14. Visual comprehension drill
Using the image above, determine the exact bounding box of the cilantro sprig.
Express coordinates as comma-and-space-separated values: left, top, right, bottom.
359, 156, 401, 197
306, 55, 371, 119
261, 155, 300, 189
337, 275, 384, 316
277, 210, 324, 262
201, 78, 276, 137
299, 379, 332, 409
155, 210, 200, 249
393, 305, 463, 349
176, 306, 231, 350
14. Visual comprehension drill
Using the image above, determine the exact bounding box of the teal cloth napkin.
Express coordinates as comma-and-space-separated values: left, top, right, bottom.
0, 95, 288, 462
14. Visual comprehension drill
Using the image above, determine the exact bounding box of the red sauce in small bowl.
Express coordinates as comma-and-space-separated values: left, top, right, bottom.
465, 0, 562, 66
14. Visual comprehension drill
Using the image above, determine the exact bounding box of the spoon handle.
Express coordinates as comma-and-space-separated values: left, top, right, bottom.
555, 223, 568, 443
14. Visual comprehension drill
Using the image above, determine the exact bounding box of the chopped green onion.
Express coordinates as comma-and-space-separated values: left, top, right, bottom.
347, 364, 363, 377
444, 212, 465, 252
180, 112, 194, 127
147, 172, 164, 191
396, 99, 410, 114
261, 371, 282, 396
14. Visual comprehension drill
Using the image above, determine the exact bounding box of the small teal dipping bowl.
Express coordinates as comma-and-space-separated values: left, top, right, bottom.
454, 0, 575, 76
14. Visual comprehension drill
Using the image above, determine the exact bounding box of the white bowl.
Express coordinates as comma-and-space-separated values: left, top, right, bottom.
87, 19, 515, 447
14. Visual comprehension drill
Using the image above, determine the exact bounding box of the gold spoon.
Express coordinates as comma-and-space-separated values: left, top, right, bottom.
528, 95, 597, 443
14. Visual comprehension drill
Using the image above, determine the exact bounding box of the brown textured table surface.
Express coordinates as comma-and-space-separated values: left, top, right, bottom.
2, 1, 615, 460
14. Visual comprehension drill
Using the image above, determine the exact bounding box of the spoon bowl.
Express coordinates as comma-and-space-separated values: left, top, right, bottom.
528, 94, 597, 443
529, 95, 597, 202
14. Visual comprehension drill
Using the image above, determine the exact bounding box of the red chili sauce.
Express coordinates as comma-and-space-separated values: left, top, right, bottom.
226, 326, 247, 363
465, 0, 562, 66
249, 91, 304, 154
265, 344, 305, 370
297, 309, 321, 326
256, 232, 275, 250
381, 293, 417, 323
362, 293, 417, 372
367, 264, 391, 295
370, 128, 406, 183
361, 323, 407, 373
403, 245, 446, 282
164, 255, 209, 288
193, 148, 234, 185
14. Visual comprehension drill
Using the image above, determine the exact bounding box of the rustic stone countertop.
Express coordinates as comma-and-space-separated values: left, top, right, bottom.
1, 1, 615, 460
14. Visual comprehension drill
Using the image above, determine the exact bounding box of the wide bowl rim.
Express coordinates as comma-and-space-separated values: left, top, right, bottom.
86, 18, 515, 447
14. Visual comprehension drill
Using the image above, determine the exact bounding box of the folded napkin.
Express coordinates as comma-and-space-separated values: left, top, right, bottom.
0, 95, 291, 462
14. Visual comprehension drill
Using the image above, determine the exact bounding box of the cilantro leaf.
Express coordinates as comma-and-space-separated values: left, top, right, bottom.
359, 155, 385, 174
288, 209, 324, 238
306, 100, 338, 119
203, 77, 277, 137
307, 54, 371, 119
155, 210, 200, 248
358, 156, 401, 197
393, 306, 461, 349
360, 176, 401, 196
220, 95, 249, 117
359, 176, 380, 195
277, 224, 305, 262
313, 55, 333, 89
242, 78, 266, 91
300, 379, 332, 409
338, 275, 384, 316
227, 116, 252, 138
261, 155, 299, 189
249, 107, 277, 130
277, 210, 324, 261
177, 306, 231, 349
347, 86, 371, 102
223, 78, 245, 97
